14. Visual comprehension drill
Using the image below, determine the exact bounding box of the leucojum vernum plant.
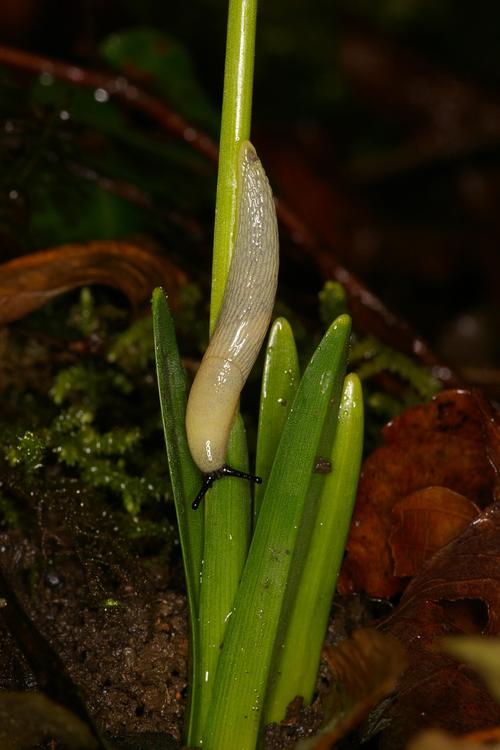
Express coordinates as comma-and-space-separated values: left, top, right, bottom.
152, 1, 364, 748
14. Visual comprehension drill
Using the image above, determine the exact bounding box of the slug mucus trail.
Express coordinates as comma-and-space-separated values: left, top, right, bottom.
186, 141, 279, 509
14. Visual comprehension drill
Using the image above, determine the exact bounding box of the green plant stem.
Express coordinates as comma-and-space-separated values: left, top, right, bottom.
209, 0, 258, 334
202, 316, 351, 750
192, 0, 258, 743
264, 373, 364, 723
189, 416, 252, 746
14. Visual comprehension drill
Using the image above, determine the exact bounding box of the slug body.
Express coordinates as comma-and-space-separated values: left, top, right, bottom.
186, 141, 279, 499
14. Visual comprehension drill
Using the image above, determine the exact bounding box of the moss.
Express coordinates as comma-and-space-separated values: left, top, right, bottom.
350, 336, 441, 400
4, 394, 166, 516
1, 289, 171, 518
319, 281, 348, 326
51, 363, 133, 408
6, 430, 46, 478
107, 315, 155, 373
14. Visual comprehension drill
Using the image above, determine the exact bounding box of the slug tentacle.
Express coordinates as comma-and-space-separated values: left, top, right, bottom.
186, 141, 279, 504
191, 465, 262, 510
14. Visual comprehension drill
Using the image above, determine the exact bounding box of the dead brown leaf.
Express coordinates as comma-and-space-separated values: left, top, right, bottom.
375, 503, 500, 749
296, 629, 407, 749
0, 240, 186, 323
408, 727, 500, 750
390, 487, 480, 577
339, 390, 499, 598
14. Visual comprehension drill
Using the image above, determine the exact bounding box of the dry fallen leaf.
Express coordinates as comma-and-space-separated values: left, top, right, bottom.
296, 629, 407, 750
339, 390, 499, 598
375, 503, 500, 749
390, 487, 480, 577
0, 240, 186, 324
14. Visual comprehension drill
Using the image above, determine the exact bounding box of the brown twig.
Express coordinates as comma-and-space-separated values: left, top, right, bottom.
0, 44, 218, 162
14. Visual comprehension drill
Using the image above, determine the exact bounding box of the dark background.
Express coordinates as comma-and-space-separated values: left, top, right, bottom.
1, 0, 499, 382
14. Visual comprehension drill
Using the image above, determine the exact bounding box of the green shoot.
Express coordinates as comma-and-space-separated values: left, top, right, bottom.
210, 0, 258, 333
152, 288, 203, 737
265, 373, 364, 722
254, 317, 300, 524
193, 418, 252, 744
202, 316, 351, 750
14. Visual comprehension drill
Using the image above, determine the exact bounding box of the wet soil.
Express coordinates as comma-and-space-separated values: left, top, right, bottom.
0, 480, 188, 748
0, 474, 376, 749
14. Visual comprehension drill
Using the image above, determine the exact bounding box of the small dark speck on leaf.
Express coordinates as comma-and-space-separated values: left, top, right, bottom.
314, 458, 331, 474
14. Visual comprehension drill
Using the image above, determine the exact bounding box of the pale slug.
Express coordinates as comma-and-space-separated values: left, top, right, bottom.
186, 140, 279, 508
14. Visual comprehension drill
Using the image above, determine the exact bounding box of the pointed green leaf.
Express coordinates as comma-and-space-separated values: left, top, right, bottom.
152, 288, 205, 745
255, 317, 300, 523
152, 287, 203, 609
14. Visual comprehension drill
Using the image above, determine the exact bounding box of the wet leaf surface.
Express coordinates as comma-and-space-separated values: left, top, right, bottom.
296, 629, 407, 750
339, 390, 499, 598
375, 503, 500, 749
390, 487, 480, 577
0, 241, 186, 324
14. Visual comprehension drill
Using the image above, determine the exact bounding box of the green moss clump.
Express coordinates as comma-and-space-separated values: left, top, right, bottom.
6, 431, 46, 478
1, 288, 171, 517
107, 316, 155, 373
349, 336, 441, 400
319, 281, 348, 326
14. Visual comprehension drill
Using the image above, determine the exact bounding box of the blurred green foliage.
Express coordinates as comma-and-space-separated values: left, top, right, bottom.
100, 28, 220, 134
0, 26, 217, 255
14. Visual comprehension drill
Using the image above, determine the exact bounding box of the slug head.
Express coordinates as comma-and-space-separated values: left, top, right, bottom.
192, 464, 262, 510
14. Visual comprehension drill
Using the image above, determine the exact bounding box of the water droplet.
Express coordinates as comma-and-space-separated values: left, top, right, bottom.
39, 71, 54, 86
94, 88, 109, 103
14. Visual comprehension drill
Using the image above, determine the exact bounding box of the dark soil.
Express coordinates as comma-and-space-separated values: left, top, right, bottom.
0, 480, 188, 748
0, 470, 379, 749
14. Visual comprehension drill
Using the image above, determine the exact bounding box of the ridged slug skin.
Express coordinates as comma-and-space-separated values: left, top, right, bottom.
186, 141, 279, 473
